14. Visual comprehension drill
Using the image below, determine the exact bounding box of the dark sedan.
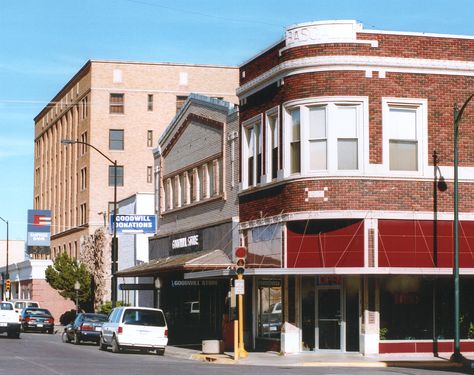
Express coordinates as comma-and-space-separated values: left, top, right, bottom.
62, 313, 108, 345
21, 307, 55, 334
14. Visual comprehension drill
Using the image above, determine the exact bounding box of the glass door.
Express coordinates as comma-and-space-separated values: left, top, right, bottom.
317, 288, 342, 350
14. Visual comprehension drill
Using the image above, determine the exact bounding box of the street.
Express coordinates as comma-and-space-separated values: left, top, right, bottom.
0, 331, 471, 375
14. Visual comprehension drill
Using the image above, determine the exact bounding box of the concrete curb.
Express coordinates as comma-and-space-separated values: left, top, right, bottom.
189, 353, 471, 368
191, 353, 236, 364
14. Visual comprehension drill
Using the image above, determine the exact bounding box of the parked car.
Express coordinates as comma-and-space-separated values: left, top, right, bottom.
62, 313, 108, 345
20, 307, 54, 334
100, 307, 168, 355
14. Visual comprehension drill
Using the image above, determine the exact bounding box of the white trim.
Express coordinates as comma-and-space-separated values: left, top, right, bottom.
358, 28, 474, 40
280, 39, 377, 55
238, 209, 474, 230
184, 267, 474, 279
264, 106, 280, 184
241, 114, 264, 189
282, 96, 369, 178
237, 55, 474, 99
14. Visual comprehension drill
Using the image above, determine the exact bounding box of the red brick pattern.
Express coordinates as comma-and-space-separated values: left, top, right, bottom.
239, 178, 474, 222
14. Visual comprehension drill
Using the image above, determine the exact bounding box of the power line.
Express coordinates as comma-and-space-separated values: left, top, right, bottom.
122, 0, 282, 28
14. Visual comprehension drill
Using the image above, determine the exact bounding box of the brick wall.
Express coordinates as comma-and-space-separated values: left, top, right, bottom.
31, 279, 75, 322
239, 179, 473, 222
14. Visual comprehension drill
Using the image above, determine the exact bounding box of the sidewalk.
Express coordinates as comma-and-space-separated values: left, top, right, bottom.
182, 348, 474, 369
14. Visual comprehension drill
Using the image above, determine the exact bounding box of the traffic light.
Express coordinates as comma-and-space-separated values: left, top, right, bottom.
5, 279, 11, 291
235, 246, 247, 275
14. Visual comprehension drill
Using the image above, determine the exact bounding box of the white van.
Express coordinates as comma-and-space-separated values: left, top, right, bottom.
9, 300, 40, 315
100, 307, 168, 355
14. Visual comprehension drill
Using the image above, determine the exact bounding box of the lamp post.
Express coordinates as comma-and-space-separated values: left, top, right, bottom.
452, 93, 474, 362
0, 216, 9, 301
61, 139, 118, 308
74, 280, 80, 313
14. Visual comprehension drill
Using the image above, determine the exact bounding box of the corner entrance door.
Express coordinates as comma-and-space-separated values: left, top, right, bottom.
317, 288, 342, 350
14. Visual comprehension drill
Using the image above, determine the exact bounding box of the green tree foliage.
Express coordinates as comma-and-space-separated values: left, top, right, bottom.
45, 252, 92, 310
97, 301, 129, 316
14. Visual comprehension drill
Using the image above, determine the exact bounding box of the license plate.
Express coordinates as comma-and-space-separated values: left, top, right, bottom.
0, 322, 7, 327
95, 327, 101, 331
37, 323, 43, 327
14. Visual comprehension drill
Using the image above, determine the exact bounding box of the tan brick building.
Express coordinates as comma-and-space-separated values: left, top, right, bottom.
33, 60, 238, 279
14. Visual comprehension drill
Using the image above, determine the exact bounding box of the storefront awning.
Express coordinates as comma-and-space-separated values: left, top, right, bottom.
116, 249, 233, 278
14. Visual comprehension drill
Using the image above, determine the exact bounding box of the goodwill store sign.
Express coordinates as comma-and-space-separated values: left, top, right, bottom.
110, 214, 157, 234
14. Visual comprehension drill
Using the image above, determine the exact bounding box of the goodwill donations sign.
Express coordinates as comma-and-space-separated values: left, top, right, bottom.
110, 215, 157, 234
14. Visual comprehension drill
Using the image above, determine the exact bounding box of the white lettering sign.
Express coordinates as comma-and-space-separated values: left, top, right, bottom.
285, 21, 359, 49
172, 234, 199, 249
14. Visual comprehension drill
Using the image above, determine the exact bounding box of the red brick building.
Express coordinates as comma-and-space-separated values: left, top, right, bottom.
237, 20, 474, 355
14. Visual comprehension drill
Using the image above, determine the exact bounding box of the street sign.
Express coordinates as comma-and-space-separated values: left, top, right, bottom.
234, 279, 245, 295
110, 214, 157, 234
119, 283, 154, 291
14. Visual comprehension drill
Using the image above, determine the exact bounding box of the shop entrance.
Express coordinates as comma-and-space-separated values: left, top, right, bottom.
301, 277, 350, 352
317, 288, 341, 350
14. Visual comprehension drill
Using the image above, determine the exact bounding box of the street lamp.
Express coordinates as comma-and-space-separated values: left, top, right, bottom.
452, 93, 474, 362
0, 216, 9, 301
61, 139, 118, 308
74, 280, 80, 313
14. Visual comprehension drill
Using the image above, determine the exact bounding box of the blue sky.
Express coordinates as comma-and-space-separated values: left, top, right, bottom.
1, 0, 474, 240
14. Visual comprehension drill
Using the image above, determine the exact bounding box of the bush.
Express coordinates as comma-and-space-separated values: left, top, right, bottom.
59, 309, 77, 326
97, 301, 129, 316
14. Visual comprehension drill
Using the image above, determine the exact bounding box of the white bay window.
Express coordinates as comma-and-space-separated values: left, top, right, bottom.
284, 98, 366, 176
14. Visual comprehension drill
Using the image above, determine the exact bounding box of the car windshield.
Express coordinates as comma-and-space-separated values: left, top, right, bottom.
122, 309, 166, 327
0, 303, 13, 310
83, 314, 108, 323
26, 309, 51, 316
27, 302, 39, 307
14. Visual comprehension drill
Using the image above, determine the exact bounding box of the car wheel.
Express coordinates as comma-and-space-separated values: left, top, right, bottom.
73, 333, 81, 345
156, 348, 165, 356
99, 335, 107, 351
7, 331, 20, 339
61, 331, 71, 343
111, 336, 121, 353
48, 328, 54, 334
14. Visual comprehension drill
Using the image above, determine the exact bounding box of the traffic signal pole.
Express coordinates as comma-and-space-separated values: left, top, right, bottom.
237, 273, 248, 358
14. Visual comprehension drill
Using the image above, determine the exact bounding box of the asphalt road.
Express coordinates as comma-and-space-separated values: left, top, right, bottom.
0, 331, 470, 375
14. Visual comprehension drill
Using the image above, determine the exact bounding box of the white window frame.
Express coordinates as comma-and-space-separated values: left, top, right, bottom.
202, 164, 210, 199
242, 114, 263, 189
283, 96, 368, 177
382, 98, 427, 176
265, 106, 280, 183
212, 159, 220, 196
174, 175, 181, 208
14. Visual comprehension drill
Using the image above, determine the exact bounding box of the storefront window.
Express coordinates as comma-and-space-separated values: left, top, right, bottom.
257, 280, 282, 339
380, 276, 433, 340
380, 277, 474, 341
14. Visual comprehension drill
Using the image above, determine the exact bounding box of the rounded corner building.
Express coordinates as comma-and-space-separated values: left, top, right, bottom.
236, 20, 474, 355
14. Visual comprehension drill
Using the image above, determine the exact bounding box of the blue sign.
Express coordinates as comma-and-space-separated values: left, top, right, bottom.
27, 209, 52, 246
110, 214, 157, 234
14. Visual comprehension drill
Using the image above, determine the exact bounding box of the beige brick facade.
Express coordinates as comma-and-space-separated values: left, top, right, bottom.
33, 60, 238, 302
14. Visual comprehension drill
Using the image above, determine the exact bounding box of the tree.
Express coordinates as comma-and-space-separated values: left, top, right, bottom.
45, 252, 91, 311
80, 227, 110, 311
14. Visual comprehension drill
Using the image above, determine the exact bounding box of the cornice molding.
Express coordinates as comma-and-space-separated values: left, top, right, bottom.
237, 55, 474, 98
